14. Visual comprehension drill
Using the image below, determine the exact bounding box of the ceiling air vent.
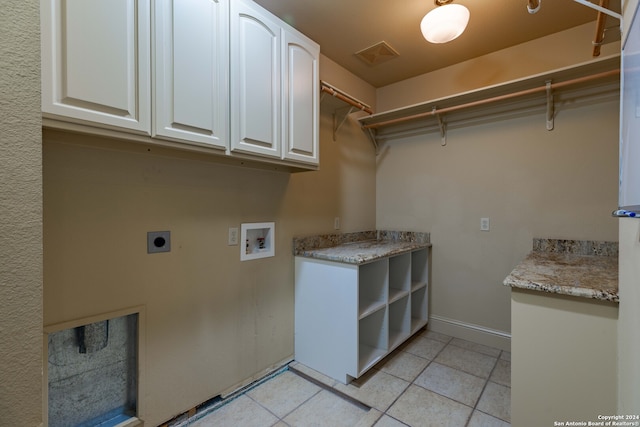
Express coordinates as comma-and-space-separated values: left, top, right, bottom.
355, 41, 399, 66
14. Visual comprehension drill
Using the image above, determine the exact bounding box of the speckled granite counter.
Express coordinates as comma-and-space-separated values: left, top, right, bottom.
503, 238, 619, 302
293, 230, 431, 265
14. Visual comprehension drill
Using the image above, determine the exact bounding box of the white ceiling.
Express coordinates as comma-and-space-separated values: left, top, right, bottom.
254, 0, 621, 88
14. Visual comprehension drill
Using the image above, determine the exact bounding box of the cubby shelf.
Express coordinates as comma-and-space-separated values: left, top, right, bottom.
294, 246, 430, 384
359, 301, 386, 320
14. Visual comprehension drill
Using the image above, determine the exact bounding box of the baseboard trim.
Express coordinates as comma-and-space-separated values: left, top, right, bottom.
429, 315, 511, 351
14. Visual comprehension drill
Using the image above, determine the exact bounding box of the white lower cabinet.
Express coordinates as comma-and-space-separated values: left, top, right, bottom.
294, 248, 429, 384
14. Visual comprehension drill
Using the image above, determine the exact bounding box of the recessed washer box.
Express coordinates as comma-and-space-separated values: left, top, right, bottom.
241, 222, 275, 261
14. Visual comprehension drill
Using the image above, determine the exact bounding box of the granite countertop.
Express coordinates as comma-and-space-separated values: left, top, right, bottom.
293, 230, 431, 265
503, 238, 619, 302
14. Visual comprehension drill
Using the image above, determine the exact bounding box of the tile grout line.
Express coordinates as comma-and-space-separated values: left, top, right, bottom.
462, 352, 499, 427
244, 371, 324, 425
287, 364, 372, 412
398, 336, 508, 427
381, 333, 451, 409
188, 333, 510, 427
283, 330, 449, 426
181, 365, 291, 426
465, 349, 510, 426
422, 338, 488, 427
308, 336, 510, 426
375, 333, 453, 426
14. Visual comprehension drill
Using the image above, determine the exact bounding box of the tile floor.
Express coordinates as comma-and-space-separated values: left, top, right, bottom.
188, 329, 510, 427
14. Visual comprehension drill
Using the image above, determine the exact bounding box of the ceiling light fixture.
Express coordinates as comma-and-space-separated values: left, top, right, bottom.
420, 0, 470, 44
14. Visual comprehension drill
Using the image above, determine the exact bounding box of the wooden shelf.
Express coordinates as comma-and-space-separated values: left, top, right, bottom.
358, 55, 620, 150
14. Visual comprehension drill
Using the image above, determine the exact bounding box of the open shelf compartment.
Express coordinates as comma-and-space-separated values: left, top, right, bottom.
389, 294, 411, 351
411, 248, 429, 290
358, 259, 388, 318
411, 285, 428, 333
358, 307, 388, 375
389, 253, 411, 303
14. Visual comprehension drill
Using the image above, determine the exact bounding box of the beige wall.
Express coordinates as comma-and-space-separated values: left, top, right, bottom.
287, 55, 376, 235
0, 1, 43, 426
14, 3, 637, 424
377, 22, 620, 112
375, 27, 620, 346
43, 54, 376, 426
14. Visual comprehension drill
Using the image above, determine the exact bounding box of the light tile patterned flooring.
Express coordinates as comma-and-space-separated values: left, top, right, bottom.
190, 330, 511, 427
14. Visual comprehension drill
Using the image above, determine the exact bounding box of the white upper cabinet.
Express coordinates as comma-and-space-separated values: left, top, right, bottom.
41, 0, 319, 169
154, 0, 229, 150
282, 30, 320, 165
41, 0, 151, 133
230, 0, 282, 159
229, 0, 319, 166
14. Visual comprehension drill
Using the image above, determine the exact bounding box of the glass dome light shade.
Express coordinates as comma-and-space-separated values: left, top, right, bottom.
420, 4, 470, 44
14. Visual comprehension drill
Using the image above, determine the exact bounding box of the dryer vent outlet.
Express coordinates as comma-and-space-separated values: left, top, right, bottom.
147, 231, 171, 253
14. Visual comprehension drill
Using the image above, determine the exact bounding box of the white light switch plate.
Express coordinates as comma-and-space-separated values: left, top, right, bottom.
480, 218, 490, 231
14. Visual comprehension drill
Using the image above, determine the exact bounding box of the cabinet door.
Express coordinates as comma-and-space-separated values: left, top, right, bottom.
230, 0, 281, 158
154, 0, 228, 149
41, 0, 151, 133
282, 30, 319, 165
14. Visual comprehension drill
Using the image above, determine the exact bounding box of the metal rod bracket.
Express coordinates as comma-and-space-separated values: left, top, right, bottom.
363, 127, 379, 154
332, 106, 357, 141
433, 107, 447, 146
572, 0, 622, 21
546, 80, 554, 131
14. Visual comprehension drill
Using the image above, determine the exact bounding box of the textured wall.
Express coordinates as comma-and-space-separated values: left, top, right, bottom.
43, 54, 376, 426
0, 0, 43, 426
376, 23, 621, 112
375, 26, 620, 345
376, 100, 619, 344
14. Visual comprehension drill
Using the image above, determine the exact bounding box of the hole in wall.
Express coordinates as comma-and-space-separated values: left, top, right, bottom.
47, 313, 138, 427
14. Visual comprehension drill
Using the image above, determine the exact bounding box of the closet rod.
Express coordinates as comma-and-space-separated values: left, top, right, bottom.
321, 84, 374, 115
362, 68, 619, 130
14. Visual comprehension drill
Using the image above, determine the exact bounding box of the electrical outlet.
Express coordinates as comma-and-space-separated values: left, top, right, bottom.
228, 227, 239, 246
334, 217, 341, 230
480, 218, 490, 231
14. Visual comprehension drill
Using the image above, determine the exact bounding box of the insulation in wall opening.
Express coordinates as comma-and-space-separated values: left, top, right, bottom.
47, 313, 138, 427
